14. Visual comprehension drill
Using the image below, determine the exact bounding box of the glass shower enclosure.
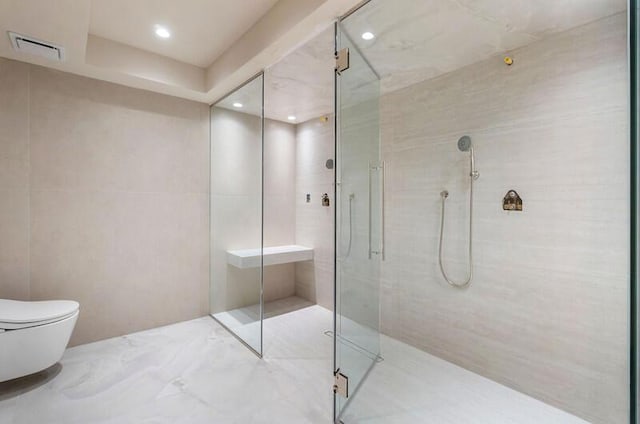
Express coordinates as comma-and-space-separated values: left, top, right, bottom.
209, 73, 264, 356
333, 0, 631, 422
334, 20, 384, 420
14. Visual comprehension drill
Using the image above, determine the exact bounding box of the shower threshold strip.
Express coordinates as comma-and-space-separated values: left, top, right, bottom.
324, 330, 384, 363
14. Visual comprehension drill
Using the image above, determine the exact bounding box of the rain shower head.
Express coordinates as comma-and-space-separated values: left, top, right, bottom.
457, 135, 472, 152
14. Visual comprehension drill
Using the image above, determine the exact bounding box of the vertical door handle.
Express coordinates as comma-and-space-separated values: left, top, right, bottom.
381, 161, 385, 261
368, 161, 386, 260
368, 161, 372, 259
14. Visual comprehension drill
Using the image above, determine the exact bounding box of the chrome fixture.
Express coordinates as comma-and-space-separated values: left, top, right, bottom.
457, 135, 479, 180
438, 136, 478, 288
368, 161, 385, 260
344, 193, 355, 258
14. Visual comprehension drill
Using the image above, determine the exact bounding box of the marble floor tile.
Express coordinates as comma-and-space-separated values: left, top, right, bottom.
0, 306, 333, 424
341, 335, 588, 424
0, 301, 588, 424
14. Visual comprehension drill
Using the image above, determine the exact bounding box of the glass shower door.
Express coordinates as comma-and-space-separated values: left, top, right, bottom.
334, 22, 383, 420
209, 74, 264, 356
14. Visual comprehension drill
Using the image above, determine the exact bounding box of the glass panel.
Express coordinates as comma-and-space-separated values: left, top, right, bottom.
336, 0, 630, 423
334, 22, 382, 420
210, 74, 264, 356
633, 2, 639, 420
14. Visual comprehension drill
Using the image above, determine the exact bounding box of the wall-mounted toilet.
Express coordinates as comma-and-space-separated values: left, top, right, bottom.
0, 299, 79, 383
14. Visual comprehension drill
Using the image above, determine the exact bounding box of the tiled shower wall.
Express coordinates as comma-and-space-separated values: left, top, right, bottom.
379, 14, 629, 423
210, 107, 298, 313
294, 117, 334, 310
0, 59, 210, 345
264, 119, 298, 302
210, 108, 335, 311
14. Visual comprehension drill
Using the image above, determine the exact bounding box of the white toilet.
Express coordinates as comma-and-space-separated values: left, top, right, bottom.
0, 299, 79, 383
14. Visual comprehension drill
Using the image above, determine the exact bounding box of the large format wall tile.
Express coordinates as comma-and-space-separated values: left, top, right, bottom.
379, 14, 629, 424
28, 68, 209, 345
0, 62, 211, 344
0, 190, 29, 300
29, 66, 209, 194
210, 108, 298, 313
0, 58, 30, 300
295, 118, 334, 310
264, 119, 297, 302
30, 189, 209, 345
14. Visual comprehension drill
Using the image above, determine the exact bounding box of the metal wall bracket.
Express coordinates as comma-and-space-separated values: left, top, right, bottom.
333, 370, 349, 398
335, 48, 350, 74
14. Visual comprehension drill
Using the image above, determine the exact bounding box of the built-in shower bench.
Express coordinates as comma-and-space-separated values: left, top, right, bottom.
226, 245, 313, 268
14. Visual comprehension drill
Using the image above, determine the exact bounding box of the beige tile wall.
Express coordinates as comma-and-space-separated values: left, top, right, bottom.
379, 14, 629, 423
264, 119, 298, 302
0, 59, 210, 345
209, 107, 263, 314
209, 107, 335, 311
210, 107, 298, 313
0, 59, 30, 301
294, 117, 334, 310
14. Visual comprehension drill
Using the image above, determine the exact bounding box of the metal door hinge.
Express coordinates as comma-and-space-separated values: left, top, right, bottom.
333, 370, 349, 398
335, 48, 350, 74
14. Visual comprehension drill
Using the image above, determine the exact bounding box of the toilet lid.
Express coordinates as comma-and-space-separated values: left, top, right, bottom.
0, 299, 79, 327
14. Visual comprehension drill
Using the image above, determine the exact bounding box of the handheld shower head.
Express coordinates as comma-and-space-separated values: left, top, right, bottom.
457, 135, 479, 180
438, 135, 478, 288
457, 135, 472, 152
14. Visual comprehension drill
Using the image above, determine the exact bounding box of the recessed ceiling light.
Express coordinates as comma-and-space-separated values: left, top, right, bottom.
155, 26, 171, 39
233, 102, 243, 108
287, 115, 296, 121
361, 32, 375, 40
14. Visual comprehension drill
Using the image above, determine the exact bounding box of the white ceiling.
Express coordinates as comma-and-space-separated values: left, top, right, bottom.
0, 0, 357, 104
0, 0, 627, 110
215, 26, 334, 123
0, 0, 91, 67
342, 0, 627, 93
215, 74, 264, 117
217, 0, 627, 123
264, 26, 334, 123
89, 0, 279, 68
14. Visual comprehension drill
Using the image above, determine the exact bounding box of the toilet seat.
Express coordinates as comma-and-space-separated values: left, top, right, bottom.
0, 299, 80, 330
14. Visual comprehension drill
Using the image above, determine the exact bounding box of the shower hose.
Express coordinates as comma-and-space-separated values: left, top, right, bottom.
438, 179, 474, 288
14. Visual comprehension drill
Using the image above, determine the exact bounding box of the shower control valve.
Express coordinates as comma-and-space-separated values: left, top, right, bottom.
440, 190, 449, 199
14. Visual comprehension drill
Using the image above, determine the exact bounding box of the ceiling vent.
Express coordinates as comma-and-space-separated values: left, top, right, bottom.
8, 32, 65, 62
